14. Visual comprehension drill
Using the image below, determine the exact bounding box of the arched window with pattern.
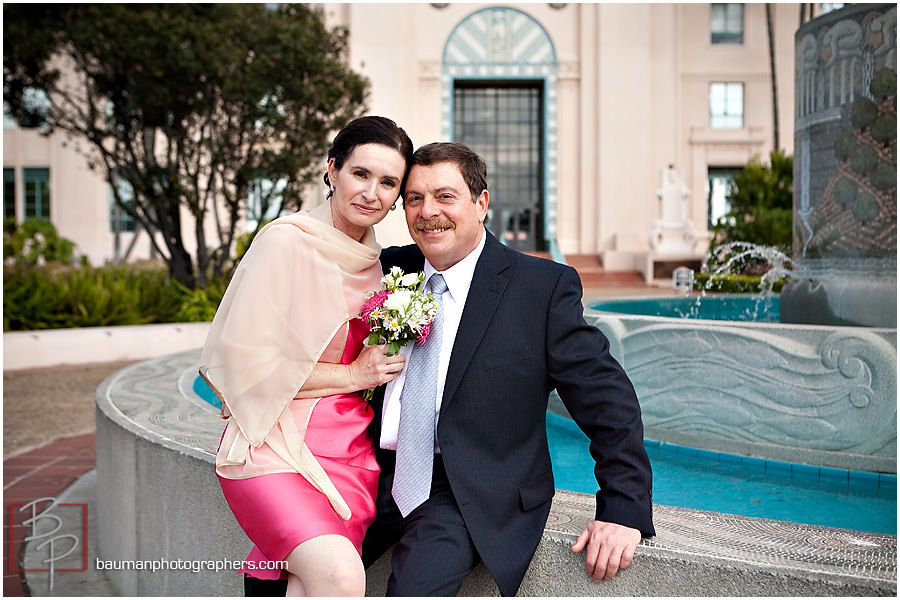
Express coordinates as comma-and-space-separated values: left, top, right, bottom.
442, 7, 558, 252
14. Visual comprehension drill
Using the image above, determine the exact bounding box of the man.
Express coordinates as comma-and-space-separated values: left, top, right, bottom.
362, 142, 654, 596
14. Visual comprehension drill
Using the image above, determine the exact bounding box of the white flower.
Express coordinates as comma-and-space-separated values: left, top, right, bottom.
383, 290, 413, 312
399, 272, 420, 287
359, 268, 438, 377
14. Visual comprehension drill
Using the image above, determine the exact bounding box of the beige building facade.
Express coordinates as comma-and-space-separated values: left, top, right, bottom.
4, 3, 831, 273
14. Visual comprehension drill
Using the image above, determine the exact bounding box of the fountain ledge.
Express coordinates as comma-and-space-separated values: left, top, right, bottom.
586, 300, 897, 474
90, 350, 896, 596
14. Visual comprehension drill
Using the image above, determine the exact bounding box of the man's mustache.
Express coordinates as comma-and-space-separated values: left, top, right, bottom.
414, 217, 455, 231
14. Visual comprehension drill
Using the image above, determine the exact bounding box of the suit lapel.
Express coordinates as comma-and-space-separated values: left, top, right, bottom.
442, 232, 509, 405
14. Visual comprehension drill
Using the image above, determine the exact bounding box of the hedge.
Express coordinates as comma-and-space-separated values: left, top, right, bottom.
3, 262, 227, 331
693, 272, 787, 294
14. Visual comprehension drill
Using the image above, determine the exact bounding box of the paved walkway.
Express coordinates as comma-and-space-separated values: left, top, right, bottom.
3, 361, 135, 597
4, 434, 97, 596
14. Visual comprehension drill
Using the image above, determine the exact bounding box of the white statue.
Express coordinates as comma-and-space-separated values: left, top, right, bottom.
648, 165, 698, 255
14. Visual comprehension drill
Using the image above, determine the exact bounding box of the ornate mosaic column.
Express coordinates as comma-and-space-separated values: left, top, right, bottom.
784, 4, 896, 327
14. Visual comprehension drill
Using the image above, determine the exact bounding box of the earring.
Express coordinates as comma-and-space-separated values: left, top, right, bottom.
390, 202, 397, 211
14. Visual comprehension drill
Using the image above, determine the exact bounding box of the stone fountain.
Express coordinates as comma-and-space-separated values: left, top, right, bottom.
784, 3, 897, 328
584, 4, 897, 474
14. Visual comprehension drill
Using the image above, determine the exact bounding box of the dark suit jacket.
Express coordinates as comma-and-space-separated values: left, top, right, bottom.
374, 231, 654, 595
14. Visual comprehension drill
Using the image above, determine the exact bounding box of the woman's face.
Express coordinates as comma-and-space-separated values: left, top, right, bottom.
328, 143, 407, 241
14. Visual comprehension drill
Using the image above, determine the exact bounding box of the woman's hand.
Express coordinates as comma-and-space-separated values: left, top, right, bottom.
295, 345, 406, 399
348, 344, 406, 390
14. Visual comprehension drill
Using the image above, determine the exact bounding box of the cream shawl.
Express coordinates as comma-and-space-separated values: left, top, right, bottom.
199, 201, 381, 519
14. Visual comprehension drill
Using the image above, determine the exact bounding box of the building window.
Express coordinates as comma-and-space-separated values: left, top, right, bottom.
4, 168, 15, 219
707, 168, 738, 229
453, 82, 544, 252
4, 88, 51, 130
3, 101, 18, 130
710, 82, 744, 129
711, 3, 744, 44
23, 168, 50, 220
246, 177, 287, 232
109, 174, 137, 233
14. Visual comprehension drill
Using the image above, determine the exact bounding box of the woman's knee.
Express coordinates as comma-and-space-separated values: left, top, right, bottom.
295, 558, 364, 596
319, 560, 365, 596
285, 536, 366, 596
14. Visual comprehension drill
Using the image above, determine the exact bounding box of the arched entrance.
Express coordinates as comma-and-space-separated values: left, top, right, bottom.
442, 7, 558, 252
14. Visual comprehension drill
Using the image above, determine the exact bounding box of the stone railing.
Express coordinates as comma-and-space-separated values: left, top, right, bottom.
93, 350, 896, 596
586, 307, 897, 474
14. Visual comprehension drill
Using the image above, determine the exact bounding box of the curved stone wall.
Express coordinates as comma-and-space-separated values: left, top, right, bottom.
586, 304, 897, 474
95, 350, 896, 596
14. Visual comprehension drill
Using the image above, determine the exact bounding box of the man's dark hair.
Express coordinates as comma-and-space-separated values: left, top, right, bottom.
405, 142, 488, 202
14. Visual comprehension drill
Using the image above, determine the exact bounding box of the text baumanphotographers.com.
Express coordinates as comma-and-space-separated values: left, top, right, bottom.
95, 558, 287, 573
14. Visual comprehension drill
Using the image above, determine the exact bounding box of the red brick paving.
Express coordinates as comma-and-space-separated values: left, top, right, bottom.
3, 433, 96, 597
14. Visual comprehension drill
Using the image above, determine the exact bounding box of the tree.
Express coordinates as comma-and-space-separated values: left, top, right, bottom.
711, 150, 793, 254
765, 3, 779, 151
4, 4, 369, 286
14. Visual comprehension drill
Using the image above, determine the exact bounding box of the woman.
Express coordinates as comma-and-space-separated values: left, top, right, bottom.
200, 116, 413, 596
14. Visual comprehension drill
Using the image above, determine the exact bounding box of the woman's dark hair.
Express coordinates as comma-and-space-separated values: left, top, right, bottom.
323, 116, 414, 197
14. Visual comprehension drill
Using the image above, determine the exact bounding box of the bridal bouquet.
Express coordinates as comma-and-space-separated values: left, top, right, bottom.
359, 267, 439, 400
362, 267, 439, 356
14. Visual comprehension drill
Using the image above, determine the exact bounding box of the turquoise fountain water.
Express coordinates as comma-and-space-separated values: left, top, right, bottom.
193, 375, 896, 534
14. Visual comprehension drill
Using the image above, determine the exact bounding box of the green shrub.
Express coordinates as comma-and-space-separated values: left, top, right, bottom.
173, 277, 229, 323
693, 273, 787, 294
3, 218, 82, 267
3, 262, 229, 331
711, 150, 793, 250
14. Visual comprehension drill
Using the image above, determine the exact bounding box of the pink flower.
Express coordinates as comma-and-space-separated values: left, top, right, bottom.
362, 290, 388, 322
416, 322, 431, 346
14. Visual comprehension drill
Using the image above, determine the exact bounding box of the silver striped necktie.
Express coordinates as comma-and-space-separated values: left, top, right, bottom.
392, 273, 447, 517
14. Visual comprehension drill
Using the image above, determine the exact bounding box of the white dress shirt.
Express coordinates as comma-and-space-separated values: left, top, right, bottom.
379, 230, 486, 451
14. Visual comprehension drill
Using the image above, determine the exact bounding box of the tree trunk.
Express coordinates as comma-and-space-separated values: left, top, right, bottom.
766, 3, 780, 151
195, 210, 210, 287
168, 244, 195, 288
156, 193, 196, 288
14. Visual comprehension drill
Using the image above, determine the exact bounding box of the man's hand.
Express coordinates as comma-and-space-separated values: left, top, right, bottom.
570, 520, 641, 581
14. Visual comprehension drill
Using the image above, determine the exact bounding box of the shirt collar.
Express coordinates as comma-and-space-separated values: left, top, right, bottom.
423, 228, 486, 302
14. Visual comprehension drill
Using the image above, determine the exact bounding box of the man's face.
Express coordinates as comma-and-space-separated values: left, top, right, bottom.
403, 162, 489, 271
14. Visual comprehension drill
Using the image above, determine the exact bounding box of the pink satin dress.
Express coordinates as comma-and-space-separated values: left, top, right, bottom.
217, 318, 379, 580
